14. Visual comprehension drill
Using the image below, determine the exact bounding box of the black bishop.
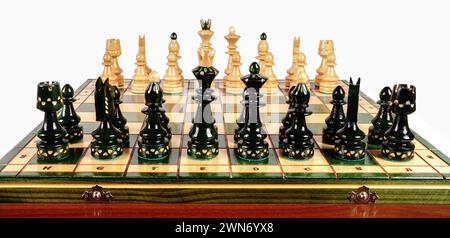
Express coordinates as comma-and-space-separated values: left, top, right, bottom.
282, 83, 314, 160
138, 82, 171, 160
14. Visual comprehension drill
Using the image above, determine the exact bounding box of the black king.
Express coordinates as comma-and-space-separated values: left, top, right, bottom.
187, 19, 219, 159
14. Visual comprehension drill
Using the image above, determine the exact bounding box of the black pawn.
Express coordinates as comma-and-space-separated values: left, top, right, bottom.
368, 87, 393, 146
278, 86, 296, 146
138, 83, 171, 160
59, 84, 83, 143
322, 86, 346, 144
111, 86, 129, 147
282, 83, 314, 160
382, 84, 416, 160
236, 62, 269, 161
36, 81, 69, 160
334, 78, 366, 160
91, 78, 123, 159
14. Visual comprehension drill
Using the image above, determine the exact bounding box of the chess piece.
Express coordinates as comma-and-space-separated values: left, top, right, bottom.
322, 85, 346, 144
224, 26, 240, 79
111, 86, 129, 147
36, 81, 69, 160
261, 52, 278, 93
99, 52, 114, 83
149, 70, 160, 83
91, 78, 123, 159
382, 84, 416, 160
314, 40, 333, 88
236, 62, 269, 161
224, 52, 244, 94
131, 51, 150, 94
285, 36, 300, 88
162, 33, 183, 94
138, 82, 171, 160
279, 86, 296, 145
197, 19, 215, 67
234, 88, 249, 143
368, 87, 393, 146
282, 83, 314, 160
138, 35, 152, 74
334, 78, 366, 160
59, 84, 83, 143
291, 52, 310, 90
187, 19, 219, 159
106, 39, 124, 88
256, 33, 269, 74
169, 32, 184, 80
319, 52, 339, 94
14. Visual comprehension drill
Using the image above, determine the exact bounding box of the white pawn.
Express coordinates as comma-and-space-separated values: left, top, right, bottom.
225, 52, 244, 94
293, 52, 310, 90
262, 52, 278, 93
100, 52, 114, 83
149, 70, 160, 83
319, 53, 339, 94
131, 52, 149, 94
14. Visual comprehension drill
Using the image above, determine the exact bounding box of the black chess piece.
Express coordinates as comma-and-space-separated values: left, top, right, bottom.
111, 86, 129, 147
368, 86, 393, 147
90, 78, 123, 159
382, 84, 416, 160
282, 83, 314, 160
279, 86, 299, 146
187, 63, 219, 159
138, 82, 171, 160
159, 98, 172, 140
59, 84, 83, 143
236, 62, 269, 161
322, 86, 346, 144
36, 81, 69, 160
334, 78, 366, 160
234, 88, 249, 143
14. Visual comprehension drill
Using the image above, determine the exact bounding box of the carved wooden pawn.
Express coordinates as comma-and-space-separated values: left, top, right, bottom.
59, 84, 83, 143
322, 86, 346, 144
368, 87, 393, 147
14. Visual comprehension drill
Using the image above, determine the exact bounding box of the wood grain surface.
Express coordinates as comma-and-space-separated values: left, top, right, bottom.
1, 203, 450, 218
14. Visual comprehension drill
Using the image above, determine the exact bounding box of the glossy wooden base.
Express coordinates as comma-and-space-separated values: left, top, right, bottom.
1, 203, 450, 218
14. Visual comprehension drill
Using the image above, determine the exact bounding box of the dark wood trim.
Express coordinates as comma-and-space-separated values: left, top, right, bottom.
1, 203, 450, 218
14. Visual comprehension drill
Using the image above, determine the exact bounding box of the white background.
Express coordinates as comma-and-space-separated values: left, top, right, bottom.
0, 0, 449, 158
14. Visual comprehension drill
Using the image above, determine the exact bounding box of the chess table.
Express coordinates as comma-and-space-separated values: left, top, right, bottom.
1, 79, 450, 216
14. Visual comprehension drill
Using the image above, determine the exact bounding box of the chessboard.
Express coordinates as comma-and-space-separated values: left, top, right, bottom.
1, 79, 450, 204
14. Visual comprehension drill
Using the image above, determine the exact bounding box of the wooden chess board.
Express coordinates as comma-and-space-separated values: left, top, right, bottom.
1, 79, 450, 204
